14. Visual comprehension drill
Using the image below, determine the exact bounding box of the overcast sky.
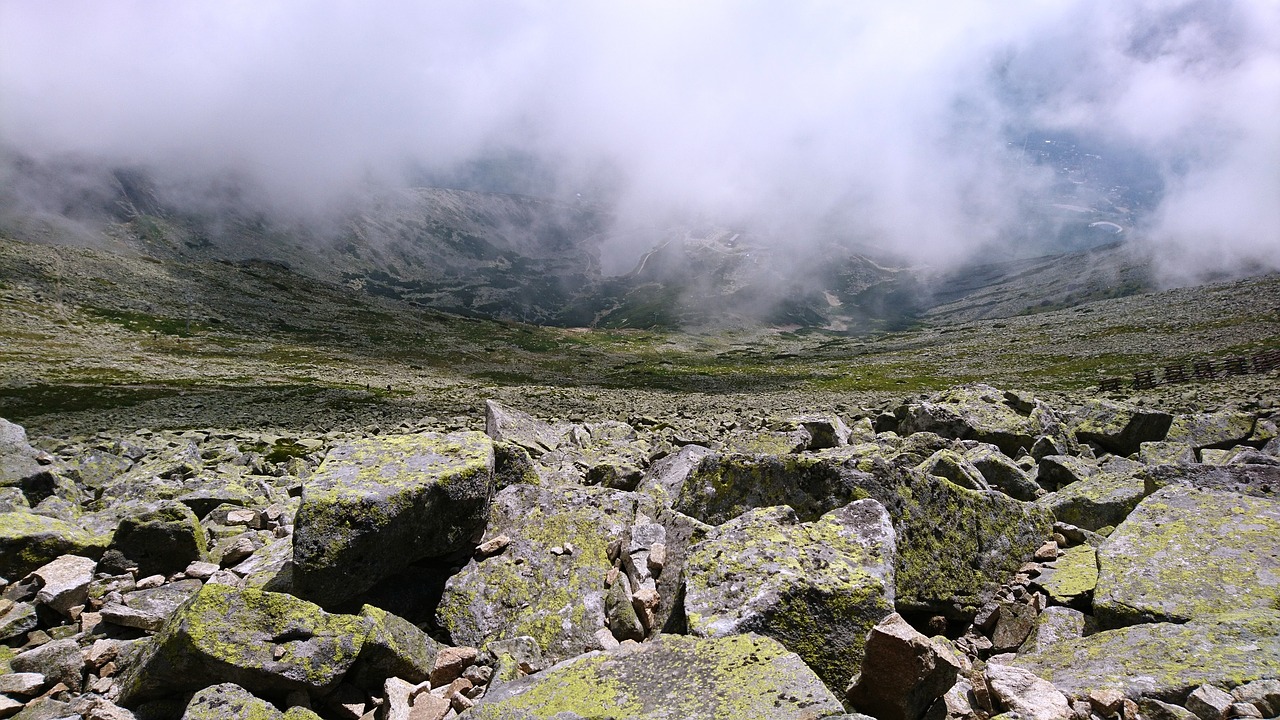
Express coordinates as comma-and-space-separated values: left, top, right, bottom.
1, 0, 1277, 275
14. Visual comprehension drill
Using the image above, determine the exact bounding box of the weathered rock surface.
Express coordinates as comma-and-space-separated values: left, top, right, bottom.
1071, 399, 1172, 456
29, 553, 98, 616
1037, 459, 1147, 531
682, 500, 896, 692
1034, 543, 1097, 606
847, 613, 962, 720
1094, 485, 1280, 627
348, 604, 440, 690
1141, 463, 1280, 499
117, 584, 370, 704
484, 400, 567, 457
1164, 412, 1255, 452
109, 501, 209, 578
437, 483, 635, 664
180, 683, 283, 720
984, 663, 1073, 720
101, 578, 203, 632
896, 385, 1055, 457
466, 633, 845, 720
0, 511, 105, 578
1012, 609, 1280, 701
292, 431, 494, 607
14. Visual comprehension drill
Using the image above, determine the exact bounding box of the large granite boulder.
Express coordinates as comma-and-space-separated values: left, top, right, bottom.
180, 683, 282, 720
292, 431, 494, 607
109, 501, 209, 578
846, 613, 962, 720
1164, 412, 1256, 452
1141, 463, 1280, 499
1037, 460, 1148, 531
484, 400, 567, 457
1012, 610, 1280, 702
1071, 399, 1172, 456
1094, 485, 1280, 628
117, 584, 371, 705
895, 385, 1051, 457
682, 500, 896, 692
437, 484, 636, 664
0, 511, 106, 579
466, 633, 845, 720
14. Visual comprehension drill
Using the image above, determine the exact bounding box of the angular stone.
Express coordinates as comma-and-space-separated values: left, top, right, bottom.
1038, 465, 1147, 531
896, 384, 1047, 456
1095, 486, 1280, 628
110, 501, 209, 578
437, 484, 634, 665
117, 584, 371, 705
1185, 684, 1234, 720
1071, 399, 1173, 455
793, 414, 853, 450
31, 554, 98, 616
1034, 544, 1097, 606
0, 511, 105, 579
636, 444, 712, 508
1034, 455, 1098, 493
847, 613, 962, 720
1141, 464, 1280, 499
683, 500, 895, 693
605, 572, 644, 642
0, 600, 37, 642
1165, 413, 1256, 451
1140, 442, 1197, 465
467, 633, 844, 720
430, 645, 478, 687
292, 432, 494, 608
347, 604, 440, 690
965, 443, 1042, 500
984, 664, 1071, 720
484, 401, 565, 457
917, 450, 989, 491
1012, 609, 1280, 701
990, 602, 1037, 652
0, 673, 46, 697
1018, 606, 1085, 655
1231, 679, 1280, 717
101, 578, 203, 632
1140, 698, 1200, 720
647, 509, 711, 636
180, 683, 282, 720
10, 639, 83, 693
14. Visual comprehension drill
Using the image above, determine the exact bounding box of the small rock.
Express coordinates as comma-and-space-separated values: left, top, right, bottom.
30, 554, 98, 617
0, 672, 46, 697
135, 574, 165, 589
847, 613, 962, 720
474, 535, 511, 559
647, 543, 666, 574
184, 561, 220, 580
1034, 540, 1060, 561
1229, 703, 1263, 719
984, 663, 1072, 720
1088, 687, 1126, 716
225, 509, 261, 528
430, 646, 479, 687
1187, 685, 1235, 720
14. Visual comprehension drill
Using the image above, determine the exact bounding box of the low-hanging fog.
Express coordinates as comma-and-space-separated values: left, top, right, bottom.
1, 0, 1277, 280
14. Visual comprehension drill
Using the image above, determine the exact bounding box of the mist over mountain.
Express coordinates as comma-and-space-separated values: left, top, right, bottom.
1, 1, 1277, 324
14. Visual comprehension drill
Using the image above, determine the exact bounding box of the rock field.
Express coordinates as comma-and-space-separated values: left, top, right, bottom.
2, 381, 1279, 720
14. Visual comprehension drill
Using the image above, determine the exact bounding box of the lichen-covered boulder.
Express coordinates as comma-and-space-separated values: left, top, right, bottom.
117, 584, 370, 705
180, 683, 282, 720
101, 578, 204, 632
466, 633, 845, 720
484, 400, 567, 457
1037, 464, 1147, 531
1140, 463, 1280, 499
896, 385, 1049, 457
917, 449, 989, 491
894, 475, 1053, 616
292, 431, 494, 608
1164, 412, 1256, 452
1034, 544, 1097, 607
1012, 610, 1280, 701
1071, 399, 1172, 456
682, 501, 895, 692
636, 444, 712, 508
29, 553, 98, 616
964, 443, 1042, 501
437, 484, 635, 664
109, 501, 209, 578
347, 604, 440, 690
1094, 485, 1280, 628
0, 511, 106, 579
674, 450, 906, 526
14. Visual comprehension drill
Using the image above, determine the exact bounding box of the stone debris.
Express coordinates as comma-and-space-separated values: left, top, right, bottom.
0, 386, 1276, 720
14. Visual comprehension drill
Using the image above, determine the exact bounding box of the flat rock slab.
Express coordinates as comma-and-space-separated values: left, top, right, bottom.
102, 578, 204, 632
1141, 464, 1280, 499
683, 501, 895, 693
437, 484, 636, 665
1035, 544, 1097, 606
466, 633, 844, 720
1012, 610, 1280, 702
1038, 468, 1147, 531
292, 431, 494, 608
1071, 400, 1172, 456
1094, 485, 1280, 628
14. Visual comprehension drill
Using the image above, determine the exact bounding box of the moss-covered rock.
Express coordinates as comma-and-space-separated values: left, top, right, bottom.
0, 510, 107, 579
1164, 412, 1256, 452
347, 604, 440, 690
1034, 544, 1097, 606
437, 484, 636, 664
636, 444, 712, 509
682, 500, 895, 693
896, 384, 1048, 456
466, 633, 845, 720
917, 449, 988, 491
1140, 463, 1279, 499
1071, 399, 1172, 456
292, 431, 494, 608
1094, 485, 1280, 628
116, 584, 371, 706
109, 500, 209, 578
1038, 465, 1147, 531
180, 683, 283, 720
965, 442, 1042, 501
1012, 610, 1280, 702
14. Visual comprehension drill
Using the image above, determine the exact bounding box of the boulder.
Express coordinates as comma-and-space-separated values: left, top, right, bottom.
896, 385, 1048, 456
964, 443, 1042, 500
466, 633, 845, 720
1141, 464, 1280, 499
1071, 399, 1172, 456
0, 511, 106, 579
1033, 544, 1097, 607
347, 604, 440, 690
0, 601, 37, 642
636, 444, 712, 508
1185, 685, 1234, 720
101, 578, 204, 632
1094, 486, 1280, 627
793, 414, 853, 450
983, 664, 1072, 720
484, 400, 566, 456
1164, 412, 1256, 452
917, 450, 989, 491
109, 501, 209, 578
847, 613, 962, 720
1037, 464, 1147, 531
10, 639, 83, 693
682, 500, 896, 692
180, 683, 282, 720
29, 554, 98, 616
117, 584, 370, 705
292, 432, 494, 608
1011, 609, 1280, 701
1018, 606, 1086, 655
437, 484, 635, 665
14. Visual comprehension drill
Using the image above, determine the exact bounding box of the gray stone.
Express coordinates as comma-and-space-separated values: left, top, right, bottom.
1012, 609, 1280, 702
896, 384, 1049, 456
604, 572, 644, 642
117, 584, 371, 705
1071, 400, 1173, 456
984, 663, 1072, 720
793, 414, 853, 450
990, 602, 1037, 652
348, 604, 440, 690
1165, 413, 1256, 451
917, 450, 989, 491
10, 638, 83, 693
965, 443, 1042, 500
1185, 685, 1235, 720
1037, 464, 1147, 531
1094, 486, 1280, 627
1019, 606, 1086, 655
1141, 464, 1280, 499
0, 511, 106, 579
467, 633, 844, 720
180, 683, 282, 720
109, 501, 209, 578
31, 554, 98, 616
292, 432, 494, 608
101, 578, 204, 632
636, 444, 712, 508
1231, 679, 1280, 717
0, 673, 46, 697
683, 500, 896, 692
847, 613, 962, 720
437, 483, 635, 665
0, 600, 38, 641
484, 400, 566, 457
1140, 698, 1200, 720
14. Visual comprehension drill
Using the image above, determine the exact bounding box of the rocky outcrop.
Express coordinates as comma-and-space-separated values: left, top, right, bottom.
292, 432, 495, 607
465, 633, 845, 719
